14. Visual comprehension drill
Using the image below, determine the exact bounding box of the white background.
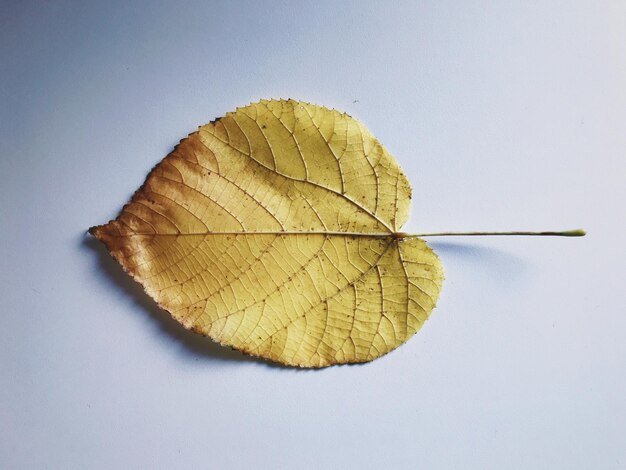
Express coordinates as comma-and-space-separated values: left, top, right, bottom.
2, 1, 625, 468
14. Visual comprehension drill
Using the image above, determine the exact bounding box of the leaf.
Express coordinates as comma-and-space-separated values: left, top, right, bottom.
90, 99, 444, 367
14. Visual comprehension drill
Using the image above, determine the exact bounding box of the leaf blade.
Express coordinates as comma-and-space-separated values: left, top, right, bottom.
91, 99, 444, 367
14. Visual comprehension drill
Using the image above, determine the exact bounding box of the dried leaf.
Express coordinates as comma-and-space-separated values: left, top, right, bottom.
90, 99, 444, 367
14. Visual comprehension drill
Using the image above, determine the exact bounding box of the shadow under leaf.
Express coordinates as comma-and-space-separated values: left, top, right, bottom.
82, 234, 293, 369
429, 241, 530, 288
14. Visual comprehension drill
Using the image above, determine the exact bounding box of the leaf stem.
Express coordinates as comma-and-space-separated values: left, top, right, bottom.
406, 229, 586, 238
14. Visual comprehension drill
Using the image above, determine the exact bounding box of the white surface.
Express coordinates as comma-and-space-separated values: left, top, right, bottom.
1, 1, 625, 469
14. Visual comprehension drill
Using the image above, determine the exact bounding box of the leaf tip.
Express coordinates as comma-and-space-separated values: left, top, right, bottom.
88, 222, 121, 244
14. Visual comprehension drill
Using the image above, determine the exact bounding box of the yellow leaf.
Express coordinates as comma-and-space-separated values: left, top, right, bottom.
90, 99, 444, 367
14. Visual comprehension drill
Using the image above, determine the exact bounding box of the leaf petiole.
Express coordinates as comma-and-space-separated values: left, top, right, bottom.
406, 229, 586, 238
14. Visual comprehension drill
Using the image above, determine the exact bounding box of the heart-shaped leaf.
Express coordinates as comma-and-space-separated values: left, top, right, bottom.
91, 99, 444, 367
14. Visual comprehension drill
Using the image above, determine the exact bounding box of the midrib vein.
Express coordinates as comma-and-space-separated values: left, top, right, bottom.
101, 231, 402, 238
